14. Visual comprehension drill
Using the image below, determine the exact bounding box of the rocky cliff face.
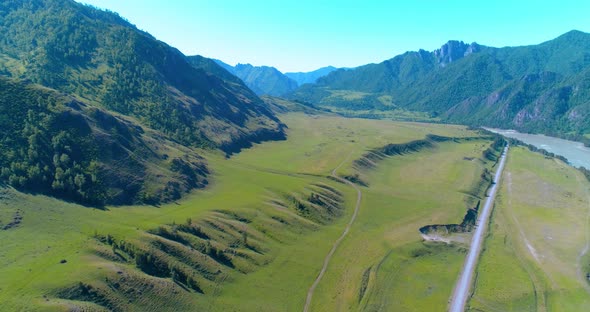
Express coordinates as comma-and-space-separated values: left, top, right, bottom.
434, 41, 481, 66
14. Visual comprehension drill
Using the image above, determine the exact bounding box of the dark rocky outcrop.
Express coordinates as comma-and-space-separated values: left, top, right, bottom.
419, 201, 481, 236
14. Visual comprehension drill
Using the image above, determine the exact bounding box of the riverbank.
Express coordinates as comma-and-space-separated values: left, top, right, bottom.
484, 128, 590, 169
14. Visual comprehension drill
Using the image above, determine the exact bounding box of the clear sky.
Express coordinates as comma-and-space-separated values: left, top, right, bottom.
77, 0, 590, 73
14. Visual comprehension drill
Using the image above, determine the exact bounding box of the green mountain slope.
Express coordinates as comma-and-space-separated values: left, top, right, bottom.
443, 70, 590, 135
0, 77, 208, 205
209, 59, 298, 96
289, 31, 590, 137
0, 0, 285, 155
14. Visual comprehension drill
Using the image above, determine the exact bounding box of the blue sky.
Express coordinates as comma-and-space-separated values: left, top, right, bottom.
77, 0, 590, 72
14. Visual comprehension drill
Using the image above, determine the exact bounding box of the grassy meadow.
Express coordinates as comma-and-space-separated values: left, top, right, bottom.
0, 112, 497, 311
468, 147, 590, 311
308, 137, 497, 311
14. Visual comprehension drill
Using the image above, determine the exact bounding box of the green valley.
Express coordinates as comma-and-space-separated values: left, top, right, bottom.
2, 0, 590, 311
1, 111, 504, 311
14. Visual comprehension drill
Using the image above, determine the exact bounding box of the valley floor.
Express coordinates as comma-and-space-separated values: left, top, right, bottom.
1, 113, 587, 311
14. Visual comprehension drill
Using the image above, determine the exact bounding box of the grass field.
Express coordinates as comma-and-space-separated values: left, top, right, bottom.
0, 112, 496, 311
468, 147, 590, 311
307, 138, 497, 311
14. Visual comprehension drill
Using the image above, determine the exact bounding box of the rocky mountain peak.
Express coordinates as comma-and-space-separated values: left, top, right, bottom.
434, 41, 480, 66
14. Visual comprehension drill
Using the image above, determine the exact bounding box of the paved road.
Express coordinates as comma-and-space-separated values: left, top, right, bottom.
303, 152, 362, 312
449, 145, 509, 312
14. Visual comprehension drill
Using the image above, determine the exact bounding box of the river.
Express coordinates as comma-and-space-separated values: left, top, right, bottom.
484, 128, 590, 169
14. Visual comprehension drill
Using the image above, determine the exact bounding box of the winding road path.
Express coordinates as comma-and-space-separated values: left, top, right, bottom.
449, 144, 509, 312
303, 152, 362, 312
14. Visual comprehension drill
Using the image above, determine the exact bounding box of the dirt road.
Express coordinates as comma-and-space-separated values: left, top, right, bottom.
448, 145, 509, 312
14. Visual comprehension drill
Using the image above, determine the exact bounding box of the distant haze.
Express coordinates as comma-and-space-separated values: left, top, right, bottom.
77, 0, 590, 72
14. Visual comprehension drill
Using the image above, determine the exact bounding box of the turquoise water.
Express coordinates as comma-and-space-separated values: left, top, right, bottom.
485, 128, 590, 169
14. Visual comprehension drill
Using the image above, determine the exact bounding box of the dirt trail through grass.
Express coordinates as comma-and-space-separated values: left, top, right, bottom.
303, 151, 362, 312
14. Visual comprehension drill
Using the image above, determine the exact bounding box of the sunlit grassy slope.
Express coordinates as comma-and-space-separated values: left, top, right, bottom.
232, 113, 471, 175
469, 147, 590, 312
0, 112, 491, 311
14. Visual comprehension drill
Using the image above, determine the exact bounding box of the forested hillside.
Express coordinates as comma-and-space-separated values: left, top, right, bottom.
0, 0, 285, 155
0, 77, 208, 205
0, 0, 291, 205
289, 31, 590, 139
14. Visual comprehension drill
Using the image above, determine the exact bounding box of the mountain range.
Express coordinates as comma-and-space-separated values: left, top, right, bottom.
288, 30, 590, 140
210, 60, 339, 96
285, 66, 339, 85
211, 59, 298, 96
